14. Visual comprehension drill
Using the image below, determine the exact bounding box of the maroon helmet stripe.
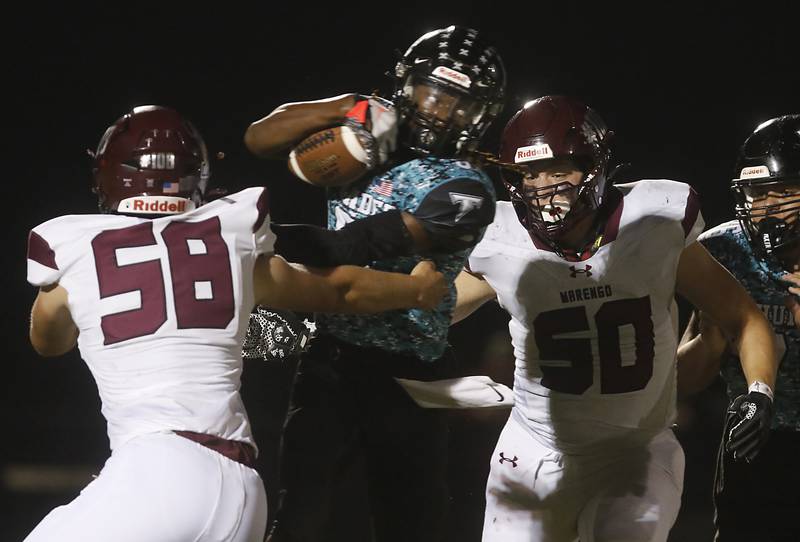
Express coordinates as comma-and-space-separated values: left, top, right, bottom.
253, 187, 270, 233
681, 188, 701, 238
27, 231, 58, 270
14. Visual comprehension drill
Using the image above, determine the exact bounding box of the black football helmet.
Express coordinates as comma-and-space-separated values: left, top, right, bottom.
731, 114, 800, 261
92, 105, 210, 216
391, 25, 505, 156
497, 96, 613, 253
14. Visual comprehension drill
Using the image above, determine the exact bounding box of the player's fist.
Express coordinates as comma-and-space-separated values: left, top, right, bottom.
344, 96, 398, 165
410, 260, 447, 309
725, 389, 774, 463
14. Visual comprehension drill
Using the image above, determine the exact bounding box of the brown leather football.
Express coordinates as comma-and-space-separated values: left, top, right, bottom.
287, 125, 373, 187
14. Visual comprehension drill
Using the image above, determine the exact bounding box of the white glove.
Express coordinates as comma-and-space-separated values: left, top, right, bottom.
394, 376, 514, 409
344, 97, 397, 166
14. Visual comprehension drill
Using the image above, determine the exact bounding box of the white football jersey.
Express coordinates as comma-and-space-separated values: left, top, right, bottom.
27, 187, 274, 452
468, 180, 704, 453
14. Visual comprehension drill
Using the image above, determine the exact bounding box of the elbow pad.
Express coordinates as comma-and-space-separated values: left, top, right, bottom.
272, 210, 413, 267
412, 179, 496, 253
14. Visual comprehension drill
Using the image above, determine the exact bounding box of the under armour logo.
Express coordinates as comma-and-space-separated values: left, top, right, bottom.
569, 265, 592, 278
449, 192, 484, 222
499, 452, 518, 468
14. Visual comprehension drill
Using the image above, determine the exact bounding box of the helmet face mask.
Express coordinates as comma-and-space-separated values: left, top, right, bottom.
498, 96, 612, 253
93, 105, 210, 216
504, 157, 594, 237
400, 77, 490, 154
731, 114, 800, 263
734, 178, 800, 257
392, 25, 505, 156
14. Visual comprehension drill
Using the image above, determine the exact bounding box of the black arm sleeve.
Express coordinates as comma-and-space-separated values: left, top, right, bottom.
271, 209, 414, 267
412, 179, 496, 253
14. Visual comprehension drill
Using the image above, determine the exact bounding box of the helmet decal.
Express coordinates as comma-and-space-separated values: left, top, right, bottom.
497, 95, 613, 254
92, 106, 209, 216
391, 25, 505, 156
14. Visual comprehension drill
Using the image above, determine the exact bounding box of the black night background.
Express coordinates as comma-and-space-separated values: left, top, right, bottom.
4, 3, 797, 540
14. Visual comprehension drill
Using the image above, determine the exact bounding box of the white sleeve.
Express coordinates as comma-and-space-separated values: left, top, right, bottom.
250, 187, 276, 256
681, 186, 705, 246
27, 223, 64, 287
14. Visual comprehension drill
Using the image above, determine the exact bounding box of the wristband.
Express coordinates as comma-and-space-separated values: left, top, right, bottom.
748, 380, 774, 402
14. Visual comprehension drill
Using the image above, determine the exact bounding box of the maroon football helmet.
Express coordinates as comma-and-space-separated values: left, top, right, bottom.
92, 105, 209, 216
498, 95, 612, 250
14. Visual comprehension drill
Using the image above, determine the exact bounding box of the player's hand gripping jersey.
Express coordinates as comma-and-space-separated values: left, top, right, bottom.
468, 180, 703, 453
700, 220, 800, 430
321, 157, 496, 361
27, 187, 273, 452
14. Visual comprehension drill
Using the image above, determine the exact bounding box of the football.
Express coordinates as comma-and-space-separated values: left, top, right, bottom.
287, 124, 373, 187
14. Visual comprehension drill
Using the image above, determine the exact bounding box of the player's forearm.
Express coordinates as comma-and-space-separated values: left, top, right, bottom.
451, 271, 496, 324
732, 310, 779, 389
272, 211, 413, 267
329, 267, 433, 313
451, 297, 488, 325
244, 94, 357, 157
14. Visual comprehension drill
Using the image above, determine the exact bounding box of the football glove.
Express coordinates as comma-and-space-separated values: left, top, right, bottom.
724, 387, 774, 463
344, 96, 397, 166
242, 307, 315, 362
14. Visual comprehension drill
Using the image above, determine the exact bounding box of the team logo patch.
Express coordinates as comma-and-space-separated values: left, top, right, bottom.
498, 452, 518, 467
739, 165, 770, 179
514, 143, 553, 163
432, 65, 472, 88
449, 192, 484, 221
569, 264, 592, 277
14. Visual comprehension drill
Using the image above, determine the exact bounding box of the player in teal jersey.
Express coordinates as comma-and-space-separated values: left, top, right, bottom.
678, 114, 800, 541
245, 26, 505, 542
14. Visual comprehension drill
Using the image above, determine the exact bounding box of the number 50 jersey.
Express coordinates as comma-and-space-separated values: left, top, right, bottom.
26, 187, 274, 452
468, 180, 704, 454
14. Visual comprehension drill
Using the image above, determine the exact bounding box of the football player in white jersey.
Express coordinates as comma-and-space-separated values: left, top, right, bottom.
452, 96, 778, 542
24, 106, 446, 542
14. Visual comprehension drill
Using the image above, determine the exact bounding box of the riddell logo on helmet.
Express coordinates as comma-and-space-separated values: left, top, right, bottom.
740, 165, 770, 179
432, 66, 472, 88
514, 144, 553, 163
118, 196, 195, 215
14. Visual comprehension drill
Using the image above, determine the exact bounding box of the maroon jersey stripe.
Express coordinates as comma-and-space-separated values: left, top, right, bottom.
27, 231, 58, 270
253, 187, 270, 233
681, 187, 701, 238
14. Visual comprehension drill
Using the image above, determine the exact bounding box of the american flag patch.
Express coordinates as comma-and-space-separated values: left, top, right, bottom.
373, 179, 393, 198
162, 181, 179, 194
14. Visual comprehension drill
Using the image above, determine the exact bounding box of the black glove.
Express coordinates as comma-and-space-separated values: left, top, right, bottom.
242, 307, 315, 362
724, 390, 774, 463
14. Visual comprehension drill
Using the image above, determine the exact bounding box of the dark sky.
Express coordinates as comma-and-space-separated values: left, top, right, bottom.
5, 2, 798, 539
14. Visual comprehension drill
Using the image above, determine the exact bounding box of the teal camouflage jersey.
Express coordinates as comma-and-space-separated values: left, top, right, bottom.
700, 220, 800, 430
319, 157, 496, 361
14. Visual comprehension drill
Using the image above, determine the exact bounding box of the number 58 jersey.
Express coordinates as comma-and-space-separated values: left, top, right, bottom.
468, 180, 704, 453
26, 187, 274, 452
